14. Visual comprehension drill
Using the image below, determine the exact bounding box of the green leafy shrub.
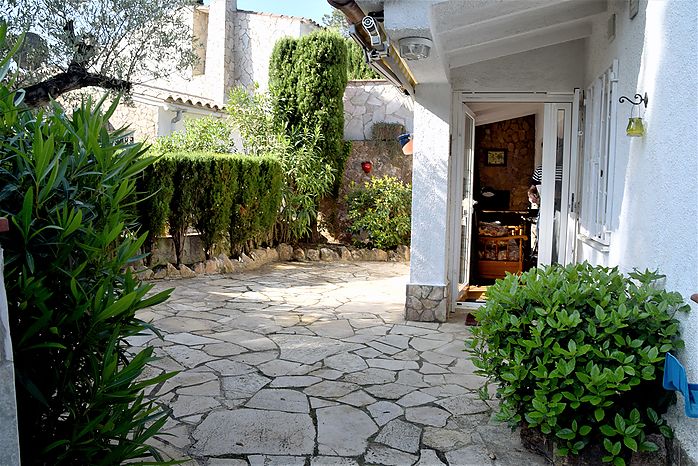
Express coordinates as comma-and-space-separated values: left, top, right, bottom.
346, 38, 380, 80
269, 30, 348, 193
469, 264, 690, 465
227, 86, 335, 244
153, 115, 234, 153
346, 176, 411, 249
0, 28, 175, 462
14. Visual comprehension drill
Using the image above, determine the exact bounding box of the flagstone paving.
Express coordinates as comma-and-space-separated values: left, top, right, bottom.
130, 261, 546, 465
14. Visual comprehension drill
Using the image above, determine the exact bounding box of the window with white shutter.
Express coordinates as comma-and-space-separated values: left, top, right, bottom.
579, 60, 618, 245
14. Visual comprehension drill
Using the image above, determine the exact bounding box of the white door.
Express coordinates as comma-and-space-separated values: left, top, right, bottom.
538, 102, 572, 266
564, 89, 584, 264
448, 101, 476, 304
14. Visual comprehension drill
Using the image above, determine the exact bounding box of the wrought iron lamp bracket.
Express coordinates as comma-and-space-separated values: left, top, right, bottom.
619, 92, 648, 108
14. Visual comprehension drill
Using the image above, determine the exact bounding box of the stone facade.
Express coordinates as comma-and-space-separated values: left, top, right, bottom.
475, 115, 536, 210
112, 0, 318, 142
109, 98, 160, 143
0, 248, 20, 466
405, 284, 448, 323
234, 11, 318, 92
344, 80, 414, 141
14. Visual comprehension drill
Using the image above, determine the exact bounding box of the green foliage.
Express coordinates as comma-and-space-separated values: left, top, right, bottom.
136, 156, 175, 263
227, 86, 335, 244
269, 30, 349, 193
229, 154, 283, 252
268, 37, 299, 132
0, 27, 176, 463
346, 176, 412, 249
136, 151, 282, 261
469, 264, 690, 464
346, 39, 380, 80
154, 116, 235, 153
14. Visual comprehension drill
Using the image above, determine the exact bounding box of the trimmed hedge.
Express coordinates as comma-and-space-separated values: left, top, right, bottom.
136, 152, 282, 264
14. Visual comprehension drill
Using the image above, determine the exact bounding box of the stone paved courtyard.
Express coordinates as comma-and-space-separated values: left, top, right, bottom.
130, 261, 547, 465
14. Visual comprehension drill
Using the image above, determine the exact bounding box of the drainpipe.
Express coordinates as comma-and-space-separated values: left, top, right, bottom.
327, 0, 414, 95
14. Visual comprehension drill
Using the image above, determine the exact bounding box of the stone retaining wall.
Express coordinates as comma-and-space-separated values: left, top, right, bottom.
135, 244, 410, 281
344, 80, 414, 141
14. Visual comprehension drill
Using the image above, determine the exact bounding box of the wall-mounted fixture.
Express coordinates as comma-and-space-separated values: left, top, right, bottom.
619, 92, 648, 137
397, 133, 413, 155
398, 37, 432, 61
361, 160, 373, 174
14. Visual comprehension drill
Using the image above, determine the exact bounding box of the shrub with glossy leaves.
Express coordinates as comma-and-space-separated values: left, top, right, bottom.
469, 263, 690, 465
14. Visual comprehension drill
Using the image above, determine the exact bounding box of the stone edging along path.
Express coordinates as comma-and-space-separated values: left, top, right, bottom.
131, 244, 411, 281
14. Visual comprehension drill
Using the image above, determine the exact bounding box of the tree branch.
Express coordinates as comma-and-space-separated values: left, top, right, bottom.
19, 64, 131, 107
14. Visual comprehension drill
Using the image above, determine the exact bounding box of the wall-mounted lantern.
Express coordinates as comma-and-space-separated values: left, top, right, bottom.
397, 133, 413, 155
361, 160, 373, 174
619, 92, 648, 137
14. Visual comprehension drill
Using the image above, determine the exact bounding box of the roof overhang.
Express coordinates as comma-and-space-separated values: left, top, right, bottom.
335, 0, 607, 92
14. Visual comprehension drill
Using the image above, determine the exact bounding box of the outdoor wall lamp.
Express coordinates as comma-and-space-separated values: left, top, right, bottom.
361, 160, 373, 173
397, 133, 413, 155
619, 92, 648, 137
398, 37, 432, 61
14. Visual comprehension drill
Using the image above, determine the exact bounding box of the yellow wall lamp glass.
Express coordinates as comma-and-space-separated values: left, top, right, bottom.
619, 92, 648, 137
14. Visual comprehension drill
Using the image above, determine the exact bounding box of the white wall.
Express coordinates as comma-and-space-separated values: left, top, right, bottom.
578, 0, 698, 456
450, 40, 586, 93
344, 80, 414, 140
409, 83, 451, 286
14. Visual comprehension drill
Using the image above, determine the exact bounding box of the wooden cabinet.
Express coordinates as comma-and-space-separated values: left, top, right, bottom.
475, 210, 534, 280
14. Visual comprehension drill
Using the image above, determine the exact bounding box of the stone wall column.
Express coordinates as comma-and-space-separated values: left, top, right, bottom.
405, 83, 452, 322
0, 246, 20, 466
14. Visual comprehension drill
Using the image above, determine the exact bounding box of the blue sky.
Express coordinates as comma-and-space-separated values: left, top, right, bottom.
236, 0, 334, 23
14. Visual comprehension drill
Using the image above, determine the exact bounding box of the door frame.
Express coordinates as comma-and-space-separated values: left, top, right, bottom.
448, 92, 576, 311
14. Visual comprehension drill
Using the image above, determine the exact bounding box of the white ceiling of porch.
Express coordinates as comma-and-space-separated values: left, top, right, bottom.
359, 0, 608, 85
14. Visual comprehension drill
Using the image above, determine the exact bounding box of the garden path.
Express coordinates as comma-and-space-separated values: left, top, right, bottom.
130, 261, 546, 465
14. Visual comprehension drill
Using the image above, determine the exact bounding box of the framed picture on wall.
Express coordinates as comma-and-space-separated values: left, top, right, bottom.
485, 149, 507, 166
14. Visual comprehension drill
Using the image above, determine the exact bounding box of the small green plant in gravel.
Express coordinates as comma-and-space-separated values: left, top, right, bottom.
346, 176, 411, 250
468, 263, 689, 465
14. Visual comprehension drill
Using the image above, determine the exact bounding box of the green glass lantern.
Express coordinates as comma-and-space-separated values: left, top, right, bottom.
626, 117, 646, 137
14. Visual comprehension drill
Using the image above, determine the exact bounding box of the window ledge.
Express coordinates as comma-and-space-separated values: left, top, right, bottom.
577, 233, 610, 252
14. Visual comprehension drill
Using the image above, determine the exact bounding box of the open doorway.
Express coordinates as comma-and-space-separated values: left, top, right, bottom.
452, 95, 579, 310
459, 104, 542, 303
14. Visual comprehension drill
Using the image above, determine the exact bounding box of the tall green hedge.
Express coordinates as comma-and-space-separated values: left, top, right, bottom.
136, 152, 282, 264
346, 39, 380, 80
269, 30, 348, 192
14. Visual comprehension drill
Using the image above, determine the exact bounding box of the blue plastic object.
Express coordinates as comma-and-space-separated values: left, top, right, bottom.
663, 353, 698, 418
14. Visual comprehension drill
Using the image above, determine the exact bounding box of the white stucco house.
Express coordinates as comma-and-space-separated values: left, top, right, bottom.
109, 0, 319, 142
330, 0, 697, 459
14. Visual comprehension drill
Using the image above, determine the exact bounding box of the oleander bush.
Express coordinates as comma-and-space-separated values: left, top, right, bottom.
346, 176, 411, 250
227, 86, 335, 244
469, 263, 690, 465
0, 26, 176, 463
